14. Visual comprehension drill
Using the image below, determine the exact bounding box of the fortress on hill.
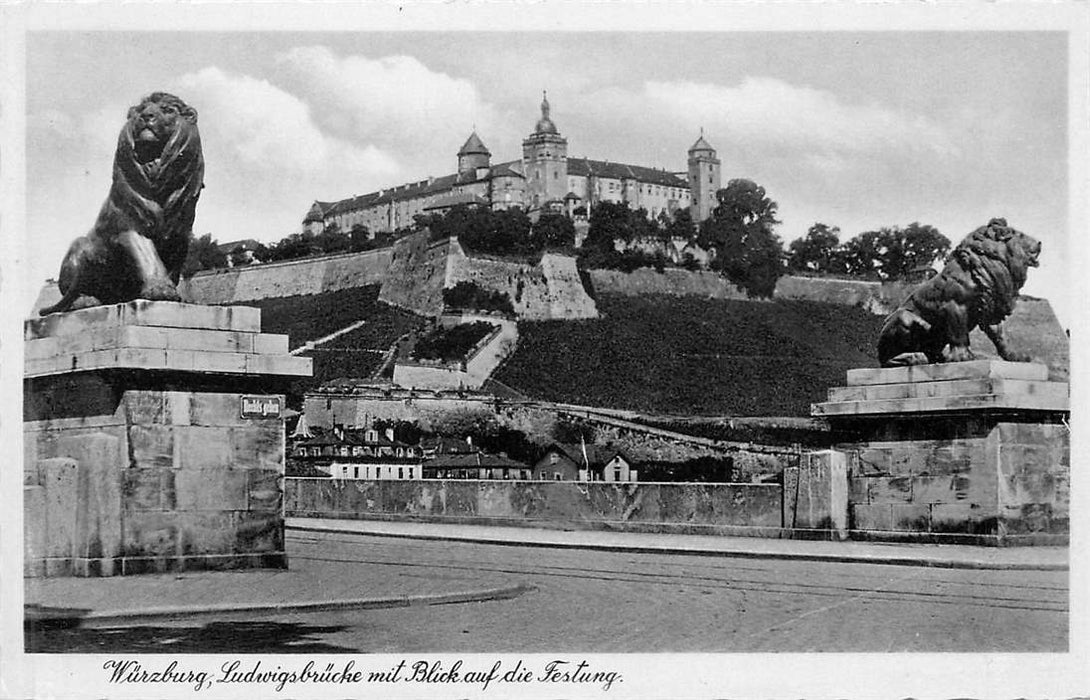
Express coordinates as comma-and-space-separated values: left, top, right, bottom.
303, 92, 722, 234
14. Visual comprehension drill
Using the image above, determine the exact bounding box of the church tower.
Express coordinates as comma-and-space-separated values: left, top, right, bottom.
522, 91, 568, 215
687, 129, 721, 223
457, 130, 491, 177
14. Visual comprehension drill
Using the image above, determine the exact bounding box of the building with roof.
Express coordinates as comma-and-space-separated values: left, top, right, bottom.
290, 425, 423, 480
304, 92, 720, 235
418, 436, 532, 480
534, 442, 637, 482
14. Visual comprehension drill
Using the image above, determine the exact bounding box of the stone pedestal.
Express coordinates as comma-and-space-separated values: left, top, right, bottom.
24, 301, 312, 576
812, 360, 1069, 545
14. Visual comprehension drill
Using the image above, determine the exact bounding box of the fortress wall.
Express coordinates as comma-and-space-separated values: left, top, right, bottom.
773, 275, 913, 314
538, 254, 599, 319
181, 249, 392, 305
378, 233, 450, 316
588, 268, 748, 299
381, 235, 598, 320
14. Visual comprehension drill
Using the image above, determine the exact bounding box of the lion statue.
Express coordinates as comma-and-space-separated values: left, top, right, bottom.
39, 92, 204, 315
877, 217, 1041, 367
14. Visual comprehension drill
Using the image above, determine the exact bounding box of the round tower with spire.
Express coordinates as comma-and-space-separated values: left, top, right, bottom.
457, 130, 491, 177
687, 128, 721, 223
522, 90, 569, 216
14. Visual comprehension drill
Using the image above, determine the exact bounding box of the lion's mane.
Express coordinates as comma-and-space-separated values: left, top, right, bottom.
40, 92, 204, 315
99, 91, 204, 283
877, 218, 1040, 367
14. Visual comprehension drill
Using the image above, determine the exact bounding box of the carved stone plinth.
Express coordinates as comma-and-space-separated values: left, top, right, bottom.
812, 361, 1069, 545
24, 301, 312, 576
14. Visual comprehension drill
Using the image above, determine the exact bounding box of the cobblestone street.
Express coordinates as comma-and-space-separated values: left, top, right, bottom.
28, 530, 1068, 654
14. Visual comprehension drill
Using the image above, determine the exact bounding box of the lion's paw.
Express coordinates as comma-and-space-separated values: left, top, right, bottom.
138, 278, 182, 302
945, 346, 976, 363
1001, 350, 1033, 363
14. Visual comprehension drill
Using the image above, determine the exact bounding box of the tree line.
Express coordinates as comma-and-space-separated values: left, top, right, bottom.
183, 178, 951, 300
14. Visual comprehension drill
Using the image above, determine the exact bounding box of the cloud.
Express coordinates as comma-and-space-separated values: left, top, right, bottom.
177, 66, 399, 178
272, 46, 509, 173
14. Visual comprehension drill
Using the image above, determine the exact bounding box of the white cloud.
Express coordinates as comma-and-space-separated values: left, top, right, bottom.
177, 66, 399, 177
643, 77, 957, 159
273, 46, 508, 173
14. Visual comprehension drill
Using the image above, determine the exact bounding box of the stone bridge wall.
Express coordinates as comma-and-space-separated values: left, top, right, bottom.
285, 478, 785, 536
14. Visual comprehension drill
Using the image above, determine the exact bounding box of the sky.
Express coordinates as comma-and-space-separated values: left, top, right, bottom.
21, 30, 1071, 324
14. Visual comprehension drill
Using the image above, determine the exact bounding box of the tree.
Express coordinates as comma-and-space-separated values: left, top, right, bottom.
697, 179, 785, 298
348, 224, 372, 252
585, 201, 636, 251
840, 223, 949, 280
314, 222, 351, 254
663, 208, 696, 242
787, 222, 844, 274
181, 233, 227, 278
531, 213, 575, 250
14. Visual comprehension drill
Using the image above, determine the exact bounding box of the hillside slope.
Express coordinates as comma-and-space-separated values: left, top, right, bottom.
493, 295, 884, 416
237, 285, 426, 388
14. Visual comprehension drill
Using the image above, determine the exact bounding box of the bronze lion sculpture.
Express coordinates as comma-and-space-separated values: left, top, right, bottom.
877, 218, 1041, 367
40, 92, 204, 315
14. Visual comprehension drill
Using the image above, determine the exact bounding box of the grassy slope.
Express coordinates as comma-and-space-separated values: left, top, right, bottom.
238, 285, 426, 386
494, 294, 883, 416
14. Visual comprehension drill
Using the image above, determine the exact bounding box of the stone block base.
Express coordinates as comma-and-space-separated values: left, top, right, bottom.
24, 302, 307, 576
815, 361, 1069, 546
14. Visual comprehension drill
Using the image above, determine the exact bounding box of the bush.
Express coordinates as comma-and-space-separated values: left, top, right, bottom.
412, 321, 497, 362
442, 281, 515, 315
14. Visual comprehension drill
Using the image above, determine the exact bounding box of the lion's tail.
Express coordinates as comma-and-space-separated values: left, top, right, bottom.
39, 284, 81, 316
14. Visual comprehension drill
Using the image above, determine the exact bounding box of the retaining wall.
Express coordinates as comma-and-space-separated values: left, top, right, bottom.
588, 268, 748, 299
181, 249, 392, 304
285, 478, 786, 536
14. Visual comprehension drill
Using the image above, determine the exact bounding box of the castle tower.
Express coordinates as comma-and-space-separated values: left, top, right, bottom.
522, 91, 568, 215
457, 130, 491, 176
687, 129, 721, 223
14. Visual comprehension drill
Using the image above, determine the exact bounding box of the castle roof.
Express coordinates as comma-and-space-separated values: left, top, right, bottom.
534, 90, 558, 135
304, 200, 337, 223
458, 131, 490, 157
489, 161, 525, 179
567, 158, 688, 188
688, 130, 716, 154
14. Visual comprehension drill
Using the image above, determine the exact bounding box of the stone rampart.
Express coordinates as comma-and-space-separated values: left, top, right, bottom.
588, 268, 748, 299
379, 233, 451, 316
180, 249, 392, 305
774, 275, 913, 314
378, 233, 597, 320
285, 478, 785, 537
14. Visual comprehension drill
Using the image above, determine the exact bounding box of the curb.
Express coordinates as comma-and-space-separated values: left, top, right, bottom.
25, 583, 535, 629
288, 524, 1068, 572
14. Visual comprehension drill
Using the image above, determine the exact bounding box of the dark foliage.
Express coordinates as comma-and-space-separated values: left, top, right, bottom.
787, 223, 845, 274
417, 205, 535, 257
373, 419, 424, 445
531, 213, 576, 250
493, 294, 883, 416
412, 321, 497, 362
286, 460, 330, 477
697, 179, 786, 298
839, 223, 950, 280
640, 456, 734, 483
181, 233, 228, 278
443, 281, 515, 314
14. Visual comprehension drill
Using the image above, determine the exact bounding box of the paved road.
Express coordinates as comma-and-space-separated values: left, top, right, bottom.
29, 531, 1067, 653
